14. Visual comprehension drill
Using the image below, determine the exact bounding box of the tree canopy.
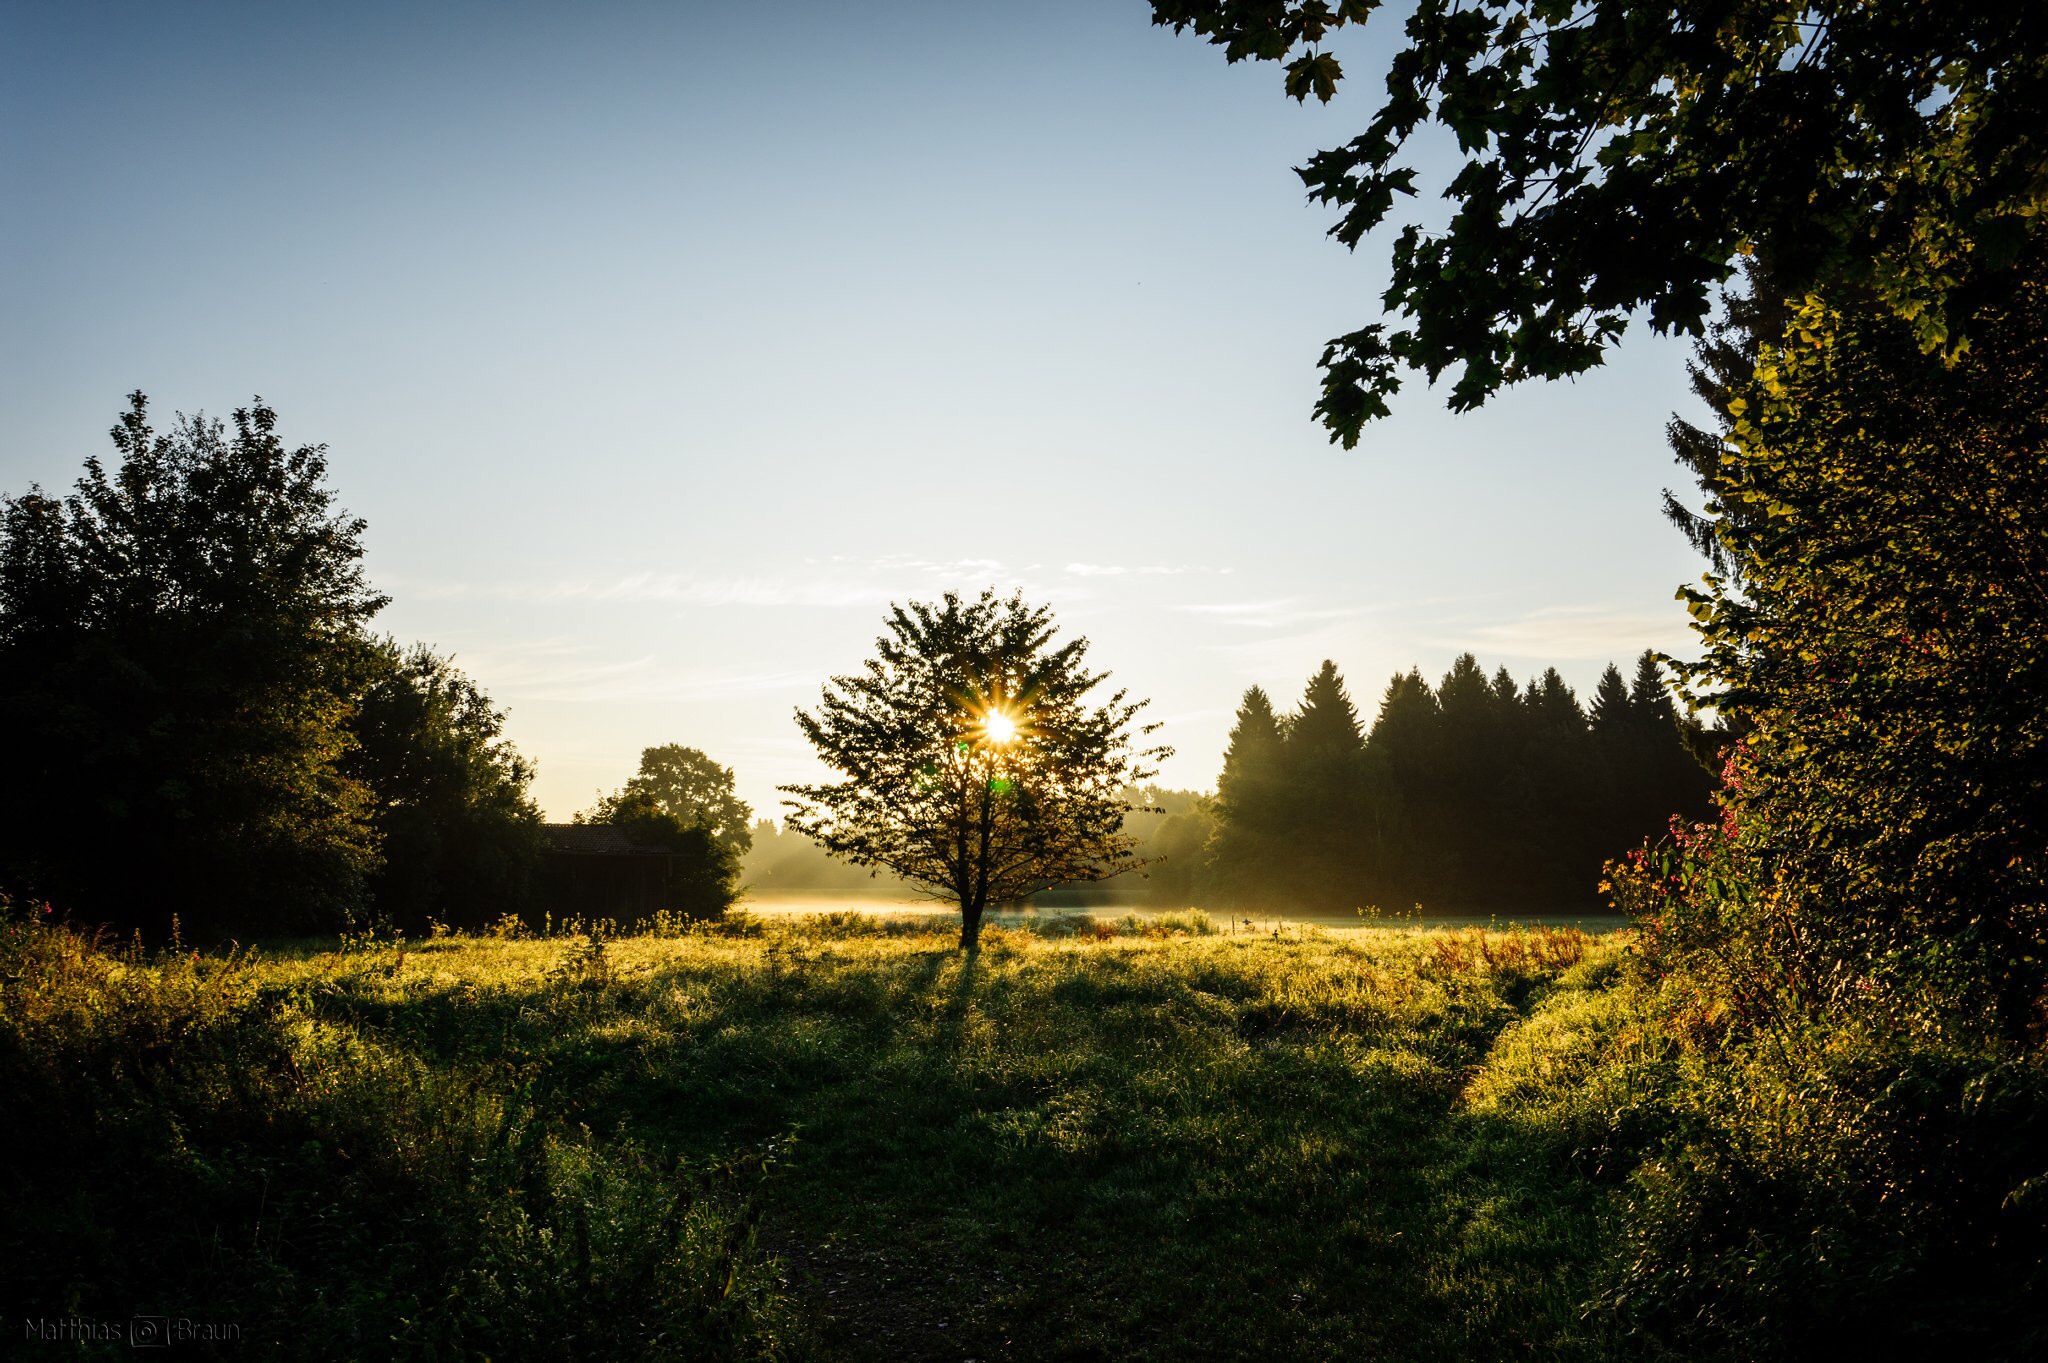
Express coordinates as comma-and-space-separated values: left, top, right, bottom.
0, 395, 548, 941
783, 591, 1167, 952
1656, 242, 2048, 1044
348, 638, 545, 934
586, 744, 753, 855
0, 394, 387, 938
1152, 2, 2048, 442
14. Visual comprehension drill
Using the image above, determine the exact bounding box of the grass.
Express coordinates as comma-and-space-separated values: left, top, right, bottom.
2, 907, 1660, 1361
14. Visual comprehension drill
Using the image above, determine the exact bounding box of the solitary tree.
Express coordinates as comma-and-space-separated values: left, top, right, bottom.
783, 591, 1167, 953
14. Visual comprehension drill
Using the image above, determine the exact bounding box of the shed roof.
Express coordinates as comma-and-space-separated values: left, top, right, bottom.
540, 823, 673, 856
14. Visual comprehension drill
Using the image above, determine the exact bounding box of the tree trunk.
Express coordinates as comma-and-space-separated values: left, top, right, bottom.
960, 893, 986, 954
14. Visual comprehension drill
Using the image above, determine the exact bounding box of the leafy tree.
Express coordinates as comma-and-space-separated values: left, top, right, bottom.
783, 591, 1166, 952
0, 394, 384, 939
596, 744, 752, 854
1152, 2, 2048, 442
348, 638, 544, 933
1662, 258, 1790, 575
1596, 257, 2048, 1356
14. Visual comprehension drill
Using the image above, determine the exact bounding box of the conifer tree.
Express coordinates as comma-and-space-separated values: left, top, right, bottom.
1431, 655, 1502, 905
1515, 668, 1597, 904
1206, 685, 1289, 906
1626, 651, 1678, 727
1587, 664, 1633, 733
1280, 661, 1369, 910
1621, 650, 1716, 847
1523, 669, 1586, 737
1361, 669, 1441, 906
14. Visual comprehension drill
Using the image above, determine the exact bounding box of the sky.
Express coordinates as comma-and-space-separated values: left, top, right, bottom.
3, 1, 1716, 822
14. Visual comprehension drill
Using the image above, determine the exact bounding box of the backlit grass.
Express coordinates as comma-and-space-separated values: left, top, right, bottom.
2, 908, 1657, 1361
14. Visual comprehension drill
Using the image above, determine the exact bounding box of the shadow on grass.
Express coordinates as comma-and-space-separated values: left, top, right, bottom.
272, 930, 1634, 1361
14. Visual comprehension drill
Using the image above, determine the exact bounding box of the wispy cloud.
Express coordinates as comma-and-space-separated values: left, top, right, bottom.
1428, 605, 1693, 661
1201, 620, 1385, 683
1173, 598, 1372, 630
534, 574, 888, 608
405, 554, 1079, 611
447, 639, 822, 705
1063, 562, 1223, 578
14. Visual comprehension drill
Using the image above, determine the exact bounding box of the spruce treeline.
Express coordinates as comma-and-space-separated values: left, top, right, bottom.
1209, 652, 1714, 912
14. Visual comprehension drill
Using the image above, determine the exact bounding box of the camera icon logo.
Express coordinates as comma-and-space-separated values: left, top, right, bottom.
129, 1316, 169, 1348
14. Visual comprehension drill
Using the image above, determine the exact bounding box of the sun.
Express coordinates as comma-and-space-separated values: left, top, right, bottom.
982, 708, 1020, 745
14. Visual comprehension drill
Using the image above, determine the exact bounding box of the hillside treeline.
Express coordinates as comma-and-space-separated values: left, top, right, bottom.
1208, 653, 1715, 913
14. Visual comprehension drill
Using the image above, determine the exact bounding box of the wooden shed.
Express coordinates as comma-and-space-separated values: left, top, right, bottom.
537, 823, 721, 925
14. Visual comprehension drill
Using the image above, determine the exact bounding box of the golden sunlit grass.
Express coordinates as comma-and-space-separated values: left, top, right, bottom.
4, 908, 1662, 1361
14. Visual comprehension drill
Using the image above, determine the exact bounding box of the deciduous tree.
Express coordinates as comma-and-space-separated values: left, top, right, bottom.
348, 638, 544, 932
1153, 2, 2048, 442
783, 591, 1166, 952
597, 744, 752, 854
0, 394, 384, 938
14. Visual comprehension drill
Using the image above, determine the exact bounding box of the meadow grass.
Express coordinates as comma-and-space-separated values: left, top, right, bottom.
2, 908, 1656, 1361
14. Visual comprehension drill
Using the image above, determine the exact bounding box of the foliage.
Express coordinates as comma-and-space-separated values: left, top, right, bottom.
1152, 2, 2048, 443
349, 637, 545, 933
1604, 821, 2048, 1358
0, 394, 385, 940
784, 591, 1168, 951
1671, 247, 2048, 1046
1590, 246, 2048, 1356
595, 743, 754, 855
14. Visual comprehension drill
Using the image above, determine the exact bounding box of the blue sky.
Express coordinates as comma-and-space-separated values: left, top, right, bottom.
3, 1, 1714, 820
